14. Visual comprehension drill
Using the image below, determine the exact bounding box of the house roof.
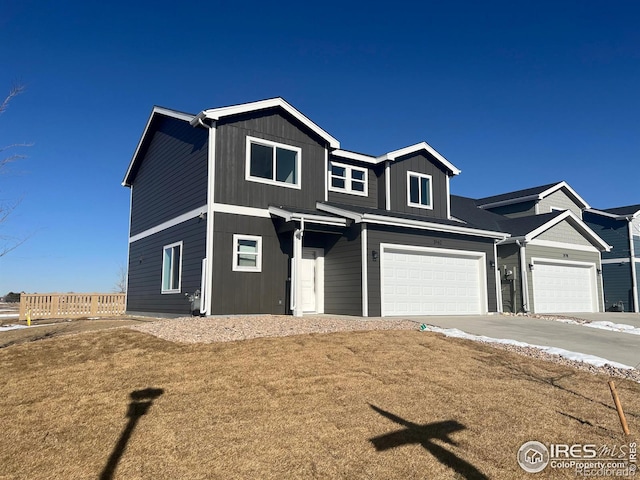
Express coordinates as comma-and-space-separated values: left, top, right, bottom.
476, 181, 591, 210
191, 97, 341, 149
451, 195, 610, 251
317, 202, 509, 239
122, 106, 196, 186
585, 204, 640, 220
267, 205, 349, 227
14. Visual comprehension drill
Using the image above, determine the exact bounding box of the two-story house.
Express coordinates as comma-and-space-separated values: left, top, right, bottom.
451, 182, 611, 314
122, 98, 511, 318
583, 205, 640, 312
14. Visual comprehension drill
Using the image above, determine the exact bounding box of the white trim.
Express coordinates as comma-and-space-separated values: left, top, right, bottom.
245, 136, 302, 189
530, 257, 599, 313
629, 222, 639, 313
205, 122, 217, 315
527, 239, 600, 253
539, 181, 590, 210
232, 234, 262, 272
494, 240, 502, 313
379, 243, 487, 317
161, 241, 183, 294
199, 258, 207, 315
331, 149, 377, 164
407, 171, 433, 210
585, 208, 640, 220
213, 203, 271, 218
519, 241, 529, 312
125, 185, 133, 298
534, 202, 540, 215
324, 147, 328, 202
123, 106, 195, 186
601, 258, 631, 264
267, 206, 348, 226
328, 161, 368, 196
385, 161, 391, 211
478, 194, 541, 209
445, 175, 451, 219
128, 206, 207, 243
316, 202, 510, 239
192, 97, 340, 149
525, 210, 611, 251
292, 227, 303, 316
301, 247, 324, 314
378, 142, 461, 176
361, 224, 368, 317
478, 181, 590, 210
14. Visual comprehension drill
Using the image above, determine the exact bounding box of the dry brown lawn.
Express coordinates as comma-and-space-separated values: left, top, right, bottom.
1, 327, 639, 479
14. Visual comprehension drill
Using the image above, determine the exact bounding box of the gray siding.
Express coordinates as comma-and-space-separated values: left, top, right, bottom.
377, 164, 387, 209
388, 153, 449, 219
583, 213, 629, 261
210, 212, 290, 314
536, 220, 593, 247
214, 110, 327, 210
366, 226, 498, 316
525, 244, 603, 312
129, 116, 208, 236
602, 262, 633, 311
327, 157, 378, 209
538, 190, 583, 218
486, 201, 537, 219
127, 217, 206, 315
324, 225, 362, 315
497, 244, 522, 313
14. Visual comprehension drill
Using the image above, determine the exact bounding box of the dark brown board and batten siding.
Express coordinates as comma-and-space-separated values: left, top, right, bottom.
323, 225, 363, 316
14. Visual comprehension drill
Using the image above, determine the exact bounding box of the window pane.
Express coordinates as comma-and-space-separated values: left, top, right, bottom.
351, 180, 365, 192
163, 248, 172, 290
332, 177, 345, 189
171, 246, 181, 289
409, 176, 419, 204
238, 239, 257, 253
420, 177, 431, 206
352, 169, 365, 181
331, 165, 346, 177
250, 143, 273, 179
276, 147, 297, 184
237, 253, 257, 267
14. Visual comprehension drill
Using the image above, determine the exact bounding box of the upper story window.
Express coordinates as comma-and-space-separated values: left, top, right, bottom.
162, 241, 182, 293
246, 136, 301, 189
407, 172, 433, 210
329, 161, 368, 196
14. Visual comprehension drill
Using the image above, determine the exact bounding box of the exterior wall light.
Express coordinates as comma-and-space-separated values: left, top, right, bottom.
372, 250, 379, 261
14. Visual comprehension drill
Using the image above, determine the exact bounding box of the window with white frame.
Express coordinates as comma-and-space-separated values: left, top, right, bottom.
232, 234, 262, 272
246, 136, 301, 188
162, 241, 182, 293
329, 161, 368, 196
407, 172, 433, 209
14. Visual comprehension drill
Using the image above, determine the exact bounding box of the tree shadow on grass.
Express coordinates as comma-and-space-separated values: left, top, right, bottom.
100, 388, 164, 480
369, 404, 488, 480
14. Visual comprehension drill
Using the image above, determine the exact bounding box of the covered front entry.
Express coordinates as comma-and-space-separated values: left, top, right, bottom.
381, 244, 487, 316
300, 248, 324, 313
531, 259, 598, 313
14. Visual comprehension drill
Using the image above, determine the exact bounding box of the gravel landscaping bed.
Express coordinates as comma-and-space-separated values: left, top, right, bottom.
130, 314, 640, 383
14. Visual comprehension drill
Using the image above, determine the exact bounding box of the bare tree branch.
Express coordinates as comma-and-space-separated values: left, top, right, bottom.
0, 84, 25, 115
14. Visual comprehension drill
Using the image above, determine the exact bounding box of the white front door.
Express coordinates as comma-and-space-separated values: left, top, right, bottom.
300, 248, 324, 313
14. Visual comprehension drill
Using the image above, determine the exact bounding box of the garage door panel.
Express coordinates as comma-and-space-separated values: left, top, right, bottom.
532, 261, 596, 313
382, 247, 486, 316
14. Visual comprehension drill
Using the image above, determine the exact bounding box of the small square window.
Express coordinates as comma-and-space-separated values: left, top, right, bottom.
328, 161, 368, 196
407, 172, 433, 209
233, 234, 262, 272
162, 241, 182, 293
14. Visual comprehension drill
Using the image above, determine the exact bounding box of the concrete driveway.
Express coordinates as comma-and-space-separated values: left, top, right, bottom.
398, 313, 640, 368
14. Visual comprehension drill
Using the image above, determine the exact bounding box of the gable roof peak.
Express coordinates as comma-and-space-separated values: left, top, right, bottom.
476, 180, 590, 210
377, 141, 461, 175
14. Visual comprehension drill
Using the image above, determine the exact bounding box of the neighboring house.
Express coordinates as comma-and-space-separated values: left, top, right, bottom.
123, 98, 511, 317
452, 181, 611, 314
583, 205, 640, 312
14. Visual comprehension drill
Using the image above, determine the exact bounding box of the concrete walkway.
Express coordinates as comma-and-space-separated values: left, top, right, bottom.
397, 313, 640, 368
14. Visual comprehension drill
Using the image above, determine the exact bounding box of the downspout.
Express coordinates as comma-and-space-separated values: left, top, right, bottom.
493, 240, 502, 313
628, 219, 639, 313
361, 223, 368, 317
385, 161, 391, 210
292, 218, 305, 317
516, 239, 530, 313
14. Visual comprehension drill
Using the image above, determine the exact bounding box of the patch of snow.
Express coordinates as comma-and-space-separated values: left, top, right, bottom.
0, 323, 55, 332
0, 313, 19, 318
420, 325, 634, 370
584, 321, 640, 336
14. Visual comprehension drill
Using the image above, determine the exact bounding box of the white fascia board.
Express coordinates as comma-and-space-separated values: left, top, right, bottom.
129, 206, 207, 243
477, 193, 541, 209
377, 142, 461, 176
585, 208, 640, 221
524, 210, 612, 252
331, 149, 378, 164
193, 98, 340, 149
268, 206, 348, 226
213, 203, 271, 218
123, 106, 195, 187
315, 203, 364, 221
539, 181, 591, 209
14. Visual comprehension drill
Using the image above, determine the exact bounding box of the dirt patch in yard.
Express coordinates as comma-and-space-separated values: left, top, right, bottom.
1, 326, 639, 479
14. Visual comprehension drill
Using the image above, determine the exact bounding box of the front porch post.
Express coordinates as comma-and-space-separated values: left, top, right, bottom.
292, 225, 304, 317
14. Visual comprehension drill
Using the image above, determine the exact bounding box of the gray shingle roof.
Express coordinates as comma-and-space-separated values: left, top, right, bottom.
476, 182, 562, 206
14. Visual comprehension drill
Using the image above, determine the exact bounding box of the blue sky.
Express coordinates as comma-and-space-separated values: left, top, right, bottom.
0, 0, 638, 294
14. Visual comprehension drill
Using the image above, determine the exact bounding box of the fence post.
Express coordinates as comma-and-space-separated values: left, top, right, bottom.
91, 295, 99, 317
51, 295, 60, 318
19, 295, 26, 321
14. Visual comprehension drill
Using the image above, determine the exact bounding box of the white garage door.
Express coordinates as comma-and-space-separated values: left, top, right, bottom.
532, 260, 597, 313
381, 246, 486, 316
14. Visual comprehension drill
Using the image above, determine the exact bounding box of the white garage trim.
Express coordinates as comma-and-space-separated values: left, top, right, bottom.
530, 257, 599, 313
380, 243, 488, 316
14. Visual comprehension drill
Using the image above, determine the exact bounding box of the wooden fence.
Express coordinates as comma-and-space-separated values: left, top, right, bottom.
19, 293, 126, 320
